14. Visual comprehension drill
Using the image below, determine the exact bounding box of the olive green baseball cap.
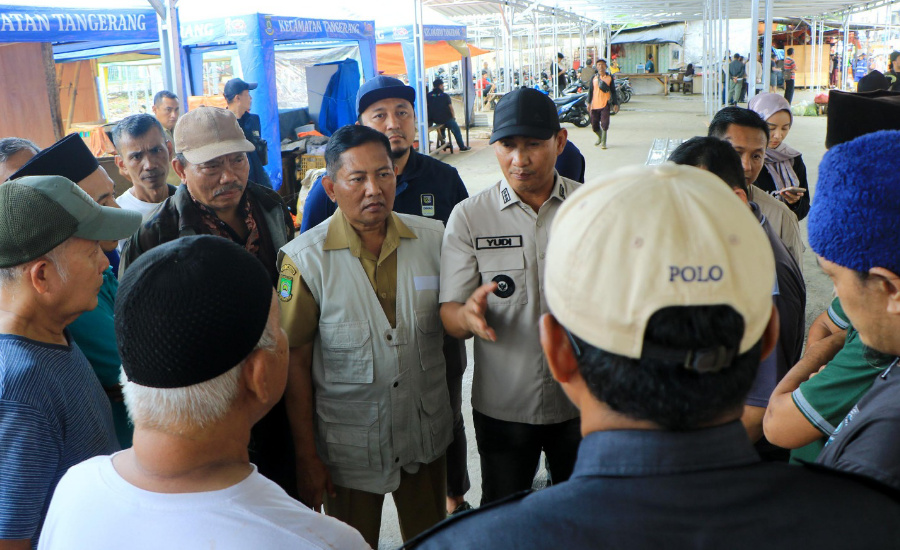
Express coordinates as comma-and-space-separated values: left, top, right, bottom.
0, 175, 142, 268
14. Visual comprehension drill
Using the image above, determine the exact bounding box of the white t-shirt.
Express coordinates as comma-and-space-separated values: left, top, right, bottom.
116, 189, 166, 253
38, 455, 369, 550
116, 187, 165, 219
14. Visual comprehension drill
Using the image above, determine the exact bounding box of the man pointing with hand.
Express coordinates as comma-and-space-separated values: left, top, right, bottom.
440, 88, 582, 505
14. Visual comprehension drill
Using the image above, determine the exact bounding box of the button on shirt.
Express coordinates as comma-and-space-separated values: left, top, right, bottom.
440, 173, 580, 425
281, 210, 415, 346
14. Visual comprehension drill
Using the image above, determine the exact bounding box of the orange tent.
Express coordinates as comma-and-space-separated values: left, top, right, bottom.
376, 41, 491, 75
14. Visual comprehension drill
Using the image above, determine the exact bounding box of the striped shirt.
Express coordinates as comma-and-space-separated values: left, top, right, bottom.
784, 57, 796, 80
0, 333, 118, 545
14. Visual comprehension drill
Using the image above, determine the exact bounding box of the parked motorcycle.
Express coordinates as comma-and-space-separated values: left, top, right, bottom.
553, 92, 590, 128
562, 81, 586, 95
616, 77, 633, 104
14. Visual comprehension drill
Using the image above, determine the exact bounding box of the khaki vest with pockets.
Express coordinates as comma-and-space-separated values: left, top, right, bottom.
284, 213, 452, 494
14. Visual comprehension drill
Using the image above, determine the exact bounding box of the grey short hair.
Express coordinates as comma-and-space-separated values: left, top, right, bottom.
0, 238, 72, 290
122, 316, 279, 432
0, 137, 39, 164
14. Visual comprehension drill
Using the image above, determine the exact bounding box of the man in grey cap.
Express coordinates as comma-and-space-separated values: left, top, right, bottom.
0, 175, 141, 548
440, 87, 581, 505
120, 105, 297, 501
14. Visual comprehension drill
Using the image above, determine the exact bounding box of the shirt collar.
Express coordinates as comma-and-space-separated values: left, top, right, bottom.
748, 201, 767, 227
323, 210, 416, 260
498, 171, 570, 211
571, 421, 760, 479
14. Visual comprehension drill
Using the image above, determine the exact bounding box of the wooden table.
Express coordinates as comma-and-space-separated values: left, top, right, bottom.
617, 73, 671, 96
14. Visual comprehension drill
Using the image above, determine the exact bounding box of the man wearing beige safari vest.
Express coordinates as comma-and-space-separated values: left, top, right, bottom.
278, 125, 451, 548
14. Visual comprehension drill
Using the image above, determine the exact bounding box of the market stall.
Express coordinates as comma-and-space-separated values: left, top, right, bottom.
179, 11, 376, 190
0, 3, 162, 147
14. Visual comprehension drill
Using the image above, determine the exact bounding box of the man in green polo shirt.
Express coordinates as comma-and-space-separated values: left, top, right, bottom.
764, 297, 895, 462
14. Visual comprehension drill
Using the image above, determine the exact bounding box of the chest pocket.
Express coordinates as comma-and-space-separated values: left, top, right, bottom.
319, 322, 373, 383
475, 249, 528, 307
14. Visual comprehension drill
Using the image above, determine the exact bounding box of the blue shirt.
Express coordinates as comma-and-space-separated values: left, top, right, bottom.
301, 149, 468, 232
555, 141, 585, 183
407, 422, 900, 549
67, 267, 131, 449
0, 333, 118, 544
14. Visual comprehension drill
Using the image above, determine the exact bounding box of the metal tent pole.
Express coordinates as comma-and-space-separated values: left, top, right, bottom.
842, 13, 850, 91
703, 0, 709, 115
808, 20, 815, 93
761, 0, 773, 95
748, 0, 760, 103
412, 0, 428, 154
552, 8, 559, 96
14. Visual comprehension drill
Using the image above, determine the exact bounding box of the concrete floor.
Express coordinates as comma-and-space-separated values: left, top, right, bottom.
375, 90, 833, 549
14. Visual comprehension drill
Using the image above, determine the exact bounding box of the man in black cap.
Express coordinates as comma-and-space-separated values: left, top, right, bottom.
440, 87, 582, 505
121, 106, 297, 498
300, 75, 472, 515
37, 236, 368, 550
224, 77, 271, 188
11, 134, 137, 447
0, 175, 140, 548
426, 78, 470, 152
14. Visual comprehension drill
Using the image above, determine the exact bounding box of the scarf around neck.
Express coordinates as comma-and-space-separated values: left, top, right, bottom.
764, 141, 801, 192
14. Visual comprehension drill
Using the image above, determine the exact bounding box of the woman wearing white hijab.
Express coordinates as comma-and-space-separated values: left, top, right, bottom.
749, 93, 810, 220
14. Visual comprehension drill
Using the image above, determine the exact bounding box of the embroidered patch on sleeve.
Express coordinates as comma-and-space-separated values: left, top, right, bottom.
279, 263, 297, 302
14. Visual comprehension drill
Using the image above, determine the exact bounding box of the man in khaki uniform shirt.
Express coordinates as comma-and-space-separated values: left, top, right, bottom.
279, 125, 451, 548
440, 88, 582, 505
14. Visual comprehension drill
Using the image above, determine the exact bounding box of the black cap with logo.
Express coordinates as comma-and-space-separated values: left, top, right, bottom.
223, 78, 258, 102
489, 88, 561, 144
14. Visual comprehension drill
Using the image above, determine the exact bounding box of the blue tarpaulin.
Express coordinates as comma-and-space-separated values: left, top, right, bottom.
317, 59, 361, 137
181, 14, 377, 190
0, 5, 157, 43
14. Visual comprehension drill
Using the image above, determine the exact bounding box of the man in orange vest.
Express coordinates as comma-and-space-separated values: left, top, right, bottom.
586, 58, 616, 149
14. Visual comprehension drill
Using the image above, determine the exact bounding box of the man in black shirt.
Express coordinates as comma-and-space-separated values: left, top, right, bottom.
224, 78, 272, 188
426, 79, 470, 152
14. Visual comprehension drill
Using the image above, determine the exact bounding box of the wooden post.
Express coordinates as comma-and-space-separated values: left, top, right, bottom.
65, 61, 82, 133
41, 43, 63, 141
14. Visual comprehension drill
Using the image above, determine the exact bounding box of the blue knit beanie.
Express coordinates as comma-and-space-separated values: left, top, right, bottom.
808, 130, 900, 275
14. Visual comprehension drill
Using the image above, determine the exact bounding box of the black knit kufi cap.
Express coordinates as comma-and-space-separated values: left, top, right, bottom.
115, 235, 273, 389
10, 133, 99, 181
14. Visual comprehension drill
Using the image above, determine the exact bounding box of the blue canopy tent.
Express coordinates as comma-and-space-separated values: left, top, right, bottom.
0, 5, 159, 45
179, 12, 377, 190
0, 2, 176, 151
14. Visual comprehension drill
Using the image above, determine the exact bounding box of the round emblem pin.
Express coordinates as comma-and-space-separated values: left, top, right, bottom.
492, 274, 515, 298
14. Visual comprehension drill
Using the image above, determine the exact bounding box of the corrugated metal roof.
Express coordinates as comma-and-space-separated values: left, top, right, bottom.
424, 0, 897, 25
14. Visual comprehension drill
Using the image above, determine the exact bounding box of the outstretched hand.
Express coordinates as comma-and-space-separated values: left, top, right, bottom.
461, 282, 498, 342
